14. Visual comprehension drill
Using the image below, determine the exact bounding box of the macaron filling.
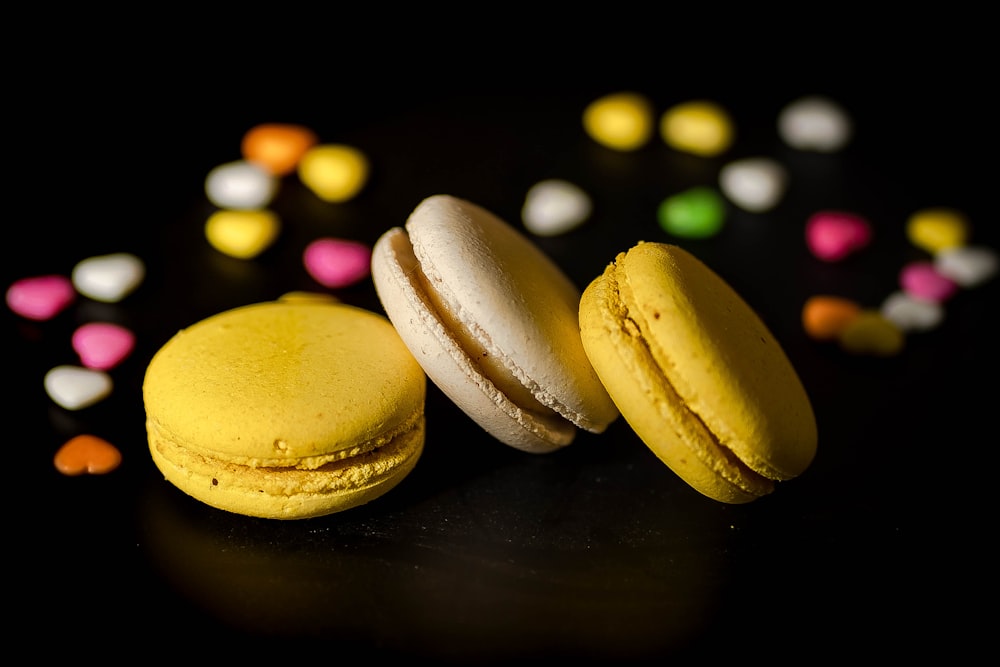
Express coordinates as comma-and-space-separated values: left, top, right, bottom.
379, 227, 575, 442
613, 271, 776, 498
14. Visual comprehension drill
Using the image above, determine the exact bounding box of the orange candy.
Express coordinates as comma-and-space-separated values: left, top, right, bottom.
241, 123, 319, 176
802, 295, 862, 340
54, 434, 122, 476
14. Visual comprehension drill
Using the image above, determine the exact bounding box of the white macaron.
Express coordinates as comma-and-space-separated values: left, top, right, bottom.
371, 194, 619, 453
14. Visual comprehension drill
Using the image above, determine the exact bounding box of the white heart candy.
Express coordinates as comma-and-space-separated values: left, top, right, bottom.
521, 179, 592, 236
934, 245, 998, 288
44, 365, 113, 410
778, 95, 852, 152
880, 291, 944, 332
205, 160, 278, 210
72, 252, 145, 302
718, 157, 788, 212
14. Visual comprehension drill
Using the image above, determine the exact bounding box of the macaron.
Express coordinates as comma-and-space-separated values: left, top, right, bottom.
579, 242, 817, 503
371, 194, 619, 454
143, 300, 426, 519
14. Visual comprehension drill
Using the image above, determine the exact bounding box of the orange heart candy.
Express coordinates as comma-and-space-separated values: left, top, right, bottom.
54, 434, 122, 475
802, 295, 862, 340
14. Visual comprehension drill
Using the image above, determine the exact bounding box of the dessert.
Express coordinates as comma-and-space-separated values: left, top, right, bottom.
371, 194, 619, 453
579, 242, 817, 503
143, 300, 426, 519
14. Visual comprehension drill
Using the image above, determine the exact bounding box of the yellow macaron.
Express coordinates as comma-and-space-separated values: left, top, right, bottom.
579, 242, 817, 503
143, 300, 426, 519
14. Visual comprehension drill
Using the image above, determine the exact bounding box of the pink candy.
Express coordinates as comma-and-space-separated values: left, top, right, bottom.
5, 275, 76, 320
899, 261, 958, 302
72, 322, 136, 370
303, 237, 371, 288
805, 211, 872, 262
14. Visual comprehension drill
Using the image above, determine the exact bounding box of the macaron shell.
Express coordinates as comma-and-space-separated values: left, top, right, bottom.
148, 416, 424, 519
404, 195, 618, 434
372, 226, 577, 453
580, 242, 817, 502
144, 301, 425, 465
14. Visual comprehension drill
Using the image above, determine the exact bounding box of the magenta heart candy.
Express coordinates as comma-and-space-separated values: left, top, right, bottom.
805, 211, 872, 262
303, 238, 371, 288
899, 261, 958, 302
5, 275, 76, 320
72, 322, 136, 370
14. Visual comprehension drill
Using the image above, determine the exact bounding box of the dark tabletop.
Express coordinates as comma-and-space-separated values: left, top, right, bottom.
10, 28, 996, 662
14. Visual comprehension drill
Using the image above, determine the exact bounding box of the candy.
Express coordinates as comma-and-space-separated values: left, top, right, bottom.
718, 157, 788, 212
899, 261, 958, 302
838, 311, 904, 356
880, 291, 944, 332
303, 238, 371, 288
204, 209, 281, 259
582, 92, 655, 151
521, 179, 592, 236
54, 434, 122, 476
241, 123, 318, 176
5, 275, 75, 320
805, 211, 872, 262
44, 365, 113, 410
657, 187, 726, 239
297, 144, 369, 203
71, 252, 145, 303
906, 208, 969, 254
801, 295, 862, 340
660, 100, 734, 157
71, 322, 136, 370
934, 245, 999, 287
277, 291, 340, 304
204, 160, 277, 210
778, 95, 852, 152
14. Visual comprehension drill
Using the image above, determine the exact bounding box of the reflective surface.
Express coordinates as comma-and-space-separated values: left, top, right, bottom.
12, 56, 994, 661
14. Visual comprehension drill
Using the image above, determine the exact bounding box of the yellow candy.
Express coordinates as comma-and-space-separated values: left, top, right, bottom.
660, 100, 734, 157
204, 210, 281, 259
582, 92, 654, 151
838, 310, 904, 356
906, 208, 969, 254
277, 291, 339, 304
297, 144, 369, 203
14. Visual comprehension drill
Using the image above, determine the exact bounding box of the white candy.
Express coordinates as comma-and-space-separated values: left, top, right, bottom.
880, 291, 944, 332
521, 179, 592, 236
205, 160, 277, 210
934, 245, 998, 287
72, 252, 145, 303
778, 95, 852, 152
44, 365, 113, 410
718, 157, 788, 212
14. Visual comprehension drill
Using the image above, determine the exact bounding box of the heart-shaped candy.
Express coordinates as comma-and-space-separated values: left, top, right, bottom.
521, 179, 592, 236
880, 291, 944, 332
899, 261, 958, 302
5, 274, 76, 320
303, 237, 371, 288
805, 211, 872, 262
44, 365, 113, 410
935, 245, 998, 288
54, 434, 122, 475
72, 322, 136, 370
72, 253, 145, 303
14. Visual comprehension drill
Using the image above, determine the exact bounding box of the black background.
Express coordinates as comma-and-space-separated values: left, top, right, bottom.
9, 18, 996, 663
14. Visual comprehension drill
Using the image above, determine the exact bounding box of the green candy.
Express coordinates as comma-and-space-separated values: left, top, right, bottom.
657, 186, 726, 239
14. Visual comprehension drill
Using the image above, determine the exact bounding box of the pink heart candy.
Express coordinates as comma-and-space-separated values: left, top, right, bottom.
72, 322, 136, 370
5, 275, 76, 320
899, 261, 958, 302
805, 211, 872, 262
303, 237, 371, 288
